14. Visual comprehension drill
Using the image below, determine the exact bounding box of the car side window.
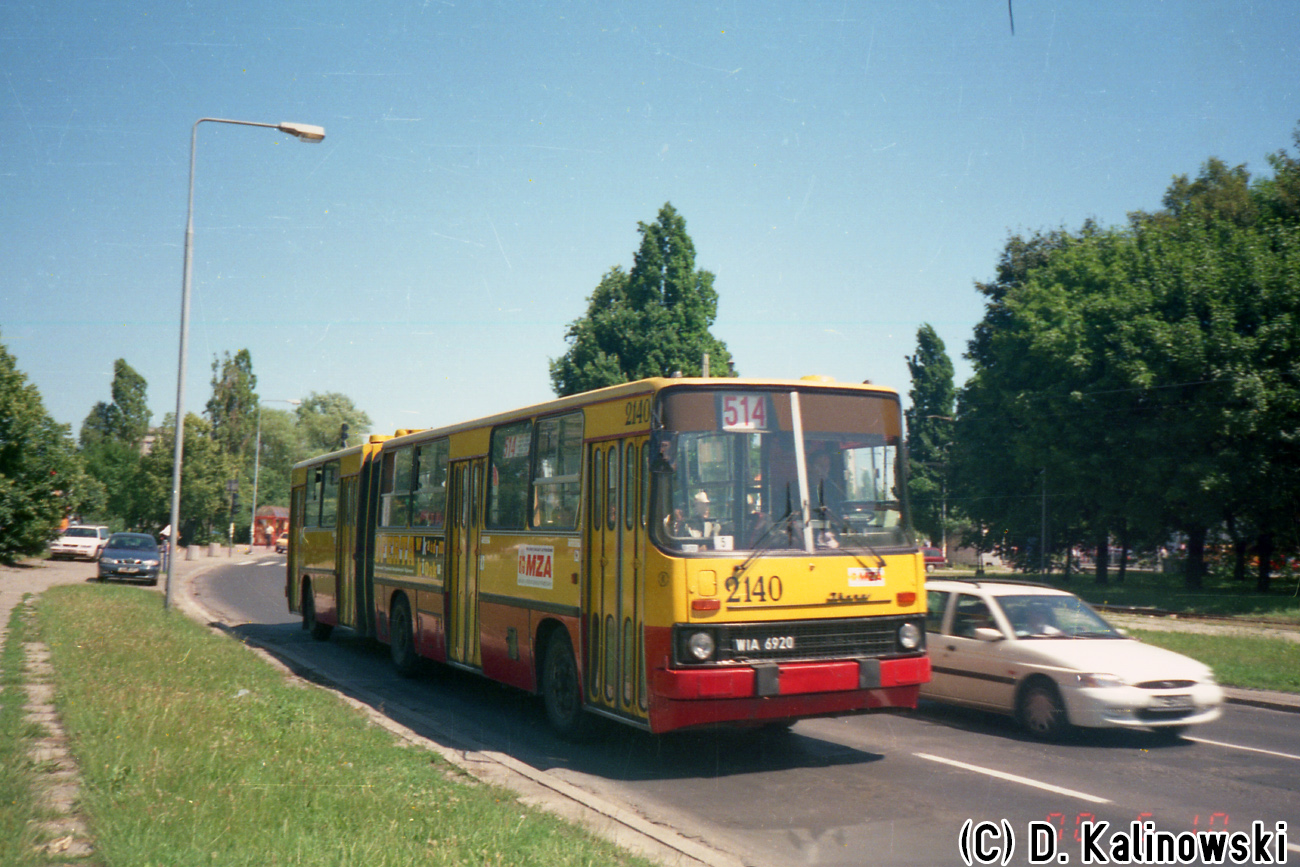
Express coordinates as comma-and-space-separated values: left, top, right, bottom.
925, 590, 950, 634
952, 593, 998, 638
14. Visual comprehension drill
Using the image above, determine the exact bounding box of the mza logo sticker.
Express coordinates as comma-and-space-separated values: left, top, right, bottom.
517, 545, 554, 589
848, 566, 885, 587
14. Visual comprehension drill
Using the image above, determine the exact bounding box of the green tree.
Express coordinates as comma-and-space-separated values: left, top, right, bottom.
247, 407, 299, 517
79, 359, 151, 450
550, 203, 734, 395
295, 392, 372, 456
137, 412, 236, 545
904, 324, 955, 548
0, 335, 98, 561
79, 359, 152, 529
206, 350, 258, 458
952, 228, 1081, 571
954, 128, 1300, 590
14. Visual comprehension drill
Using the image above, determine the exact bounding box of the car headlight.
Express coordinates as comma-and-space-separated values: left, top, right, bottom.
1076, 673, 1127, 689
100, 558, 118, 566
686, 631, 715, 662
898, 621, 922, 651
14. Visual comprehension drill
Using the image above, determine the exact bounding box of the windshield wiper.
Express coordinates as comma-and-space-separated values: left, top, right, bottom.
816, 504, 887, 571
730, 508, 800, 585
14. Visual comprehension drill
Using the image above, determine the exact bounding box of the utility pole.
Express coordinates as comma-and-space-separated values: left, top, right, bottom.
1040, 468, 1048, 576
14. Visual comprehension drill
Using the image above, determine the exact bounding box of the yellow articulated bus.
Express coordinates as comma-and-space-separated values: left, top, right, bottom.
287, 376, 929, 737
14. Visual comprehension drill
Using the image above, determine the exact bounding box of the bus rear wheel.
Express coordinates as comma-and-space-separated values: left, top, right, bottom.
390, 594, 419, 677
302, 584, 333, 641
541, 629, 592, 741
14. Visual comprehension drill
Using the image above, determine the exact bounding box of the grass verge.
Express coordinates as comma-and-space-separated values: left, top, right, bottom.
0, 597, 42, 867
1127, 628, 1300, 694
35, 584, 654, 867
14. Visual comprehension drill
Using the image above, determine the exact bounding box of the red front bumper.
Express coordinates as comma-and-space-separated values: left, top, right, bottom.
647, 655, 930, 733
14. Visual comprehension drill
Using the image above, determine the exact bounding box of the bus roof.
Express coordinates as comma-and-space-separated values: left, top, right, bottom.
376, 375, 899, 449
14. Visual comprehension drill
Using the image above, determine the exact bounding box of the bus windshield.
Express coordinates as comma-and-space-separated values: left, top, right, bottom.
650, 387, 911, 554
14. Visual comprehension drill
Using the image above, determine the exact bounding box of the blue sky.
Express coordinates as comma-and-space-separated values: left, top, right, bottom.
3, 1, 1297, 438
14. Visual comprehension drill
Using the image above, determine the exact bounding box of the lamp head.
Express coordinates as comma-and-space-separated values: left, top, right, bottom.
278, 122, 326, 143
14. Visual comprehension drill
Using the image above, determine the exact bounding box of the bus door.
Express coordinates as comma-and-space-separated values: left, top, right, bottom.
446, 458, 484, 668
337, 475, 358, 628
586, 438, 647, 718
621, 438, 648, 715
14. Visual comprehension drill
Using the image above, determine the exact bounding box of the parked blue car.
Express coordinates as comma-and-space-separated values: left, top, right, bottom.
97, 533, 162, 585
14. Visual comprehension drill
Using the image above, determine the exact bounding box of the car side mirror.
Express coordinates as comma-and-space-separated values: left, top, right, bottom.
972, 627, 1004, 642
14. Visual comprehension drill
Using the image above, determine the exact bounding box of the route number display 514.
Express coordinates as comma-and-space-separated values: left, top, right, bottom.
721, 394, 769, 431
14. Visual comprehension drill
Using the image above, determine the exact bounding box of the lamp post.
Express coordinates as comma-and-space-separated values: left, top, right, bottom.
165, 118, 325, 611
248, 399, 301, 551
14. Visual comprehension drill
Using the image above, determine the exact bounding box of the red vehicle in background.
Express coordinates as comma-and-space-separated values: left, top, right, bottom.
923, 547, 947, 572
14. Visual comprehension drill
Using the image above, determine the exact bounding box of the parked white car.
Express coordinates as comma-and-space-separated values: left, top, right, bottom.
923, 578, 1223, 739
49, 525, 110, 561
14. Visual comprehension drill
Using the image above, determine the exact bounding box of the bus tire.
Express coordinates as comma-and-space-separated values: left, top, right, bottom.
302, 583, 333, 641
541, 629, 593, 741
390, 594, 419, 677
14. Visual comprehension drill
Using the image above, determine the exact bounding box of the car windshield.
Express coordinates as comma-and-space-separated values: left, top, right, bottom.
995, 594, 1122, 639
107, 536, 157, 552
65, 527, 97, 538
650, 387, 910, 554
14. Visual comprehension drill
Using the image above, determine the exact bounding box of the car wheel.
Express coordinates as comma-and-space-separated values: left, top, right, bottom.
541, 628, 593, 741
389, 594, 419, 677
301, 584, 333, 641
925, 563, 934, 573
1018, 679, 1069, 740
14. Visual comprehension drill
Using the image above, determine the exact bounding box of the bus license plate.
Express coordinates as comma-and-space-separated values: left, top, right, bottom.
733, 636, 795, 653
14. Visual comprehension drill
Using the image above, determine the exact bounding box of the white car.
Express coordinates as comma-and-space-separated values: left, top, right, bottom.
923, 578, 1223, 739
49, 525, 110, 561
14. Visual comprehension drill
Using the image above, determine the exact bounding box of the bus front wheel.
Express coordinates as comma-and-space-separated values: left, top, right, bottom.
390, 594, 419, 677
541, 629, 592, 741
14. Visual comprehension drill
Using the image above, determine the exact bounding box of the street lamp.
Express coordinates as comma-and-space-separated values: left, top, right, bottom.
165, 118, 325, 611
248, 399, 301, 551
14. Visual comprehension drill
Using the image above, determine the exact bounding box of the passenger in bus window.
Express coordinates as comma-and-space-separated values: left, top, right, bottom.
666, 506, 691, 539
687, 490, 717, 538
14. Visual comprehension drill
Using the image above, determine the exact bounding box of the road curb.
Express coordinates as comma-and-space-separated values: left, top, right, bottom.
1224, 688, 1300, 714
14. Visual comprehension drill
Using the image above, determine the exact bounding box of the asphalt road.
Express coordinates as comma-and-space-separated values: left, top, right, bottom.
189, 553, 1300, 867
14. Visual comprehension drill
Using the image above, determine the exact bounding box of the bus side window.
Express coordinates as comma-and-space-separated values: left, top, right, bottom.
532, 413, 582, 530
412, 440, 448, 528
488, 421, 532, 530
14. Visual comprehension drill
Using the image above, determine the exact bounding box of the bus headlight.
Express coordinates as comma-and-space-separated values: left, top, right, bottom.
686, 631, 716, 662
898, 622, 922, 651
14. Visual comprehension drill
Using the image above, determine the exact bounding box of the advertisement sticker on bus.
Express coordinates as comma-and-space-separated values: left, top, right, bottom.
517, 544, 554, 589
848, 566, 885, 587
